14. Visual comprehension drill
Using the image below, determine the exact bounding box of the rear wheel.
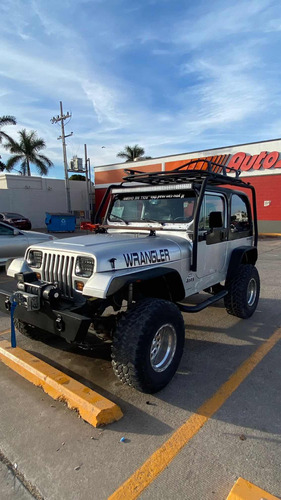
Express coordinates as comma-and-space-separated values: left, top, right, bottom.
224, 264, 260, 319
111, 298, 185, 393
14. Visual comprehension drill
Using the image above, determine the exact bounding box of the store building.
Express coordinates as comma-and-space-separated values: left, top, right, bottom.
0, 174, 93, 228
95, 138, 281, 234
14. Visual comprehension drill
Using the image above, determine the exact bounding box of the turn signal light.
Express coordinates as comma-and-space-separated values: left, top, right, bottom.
36, 273, 41, 280
75, 281, 84, 291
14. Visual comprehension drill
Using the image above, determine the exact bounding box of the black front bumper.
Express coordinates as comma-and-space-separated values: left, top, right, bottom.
0, 289, 92, 343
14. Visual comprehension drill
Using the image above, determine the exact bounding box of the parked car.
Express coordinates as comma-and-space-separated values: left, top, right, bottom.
0, 221, 56, 266
0, 212, 32, 230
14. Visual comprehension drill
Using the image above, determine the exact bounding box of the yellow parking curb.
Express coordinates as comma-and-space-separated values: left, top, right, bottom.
226, 477, 279, 499
0, 329, 11, 336
0, 338, 123, 427
259, 233, 281, 238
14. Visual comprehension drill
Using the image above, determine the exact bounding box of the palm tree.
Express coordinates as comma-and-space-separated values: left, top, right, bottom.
117, 145, 151, 162
0, 158, 6, 172
4, 129, 53, 176
0, 115, 16, 145
0, 115, 16, 172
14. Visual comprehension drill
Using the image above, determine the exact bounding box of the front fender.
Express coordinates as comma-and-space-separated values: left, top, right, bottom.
226, 246, 258, 282
83, 266, 185, 301
6, 258, 32, 278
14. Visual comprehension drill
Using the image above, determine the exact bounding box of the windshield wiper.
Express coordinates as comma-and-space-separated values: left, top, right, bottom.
140, 218, 164, 226
109, 214, 129, 225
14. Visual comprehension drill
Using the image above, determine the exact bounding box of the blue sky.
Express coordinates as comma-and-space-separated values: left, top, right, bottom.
1, 0, 281, 178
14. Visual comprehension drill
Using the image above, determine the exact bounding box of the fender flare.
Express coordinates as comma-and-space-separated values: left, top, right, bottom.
106, 267, 185, 301
226, 246, 258, 282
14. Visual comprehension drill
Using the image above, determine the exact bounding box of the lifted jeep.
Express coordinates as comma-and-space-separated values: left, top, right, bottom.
0, 160, 260, 393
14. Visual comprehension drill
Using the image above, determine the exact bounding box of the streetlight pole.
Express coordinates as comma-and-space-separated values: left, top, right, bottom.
51, 101, 73, 213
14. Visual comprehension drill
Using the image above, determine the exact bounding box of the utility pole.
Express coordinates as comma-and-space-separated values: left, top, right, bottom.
84, 144, 90, 219
88, 157, 93, 217
51, 102, 73, 213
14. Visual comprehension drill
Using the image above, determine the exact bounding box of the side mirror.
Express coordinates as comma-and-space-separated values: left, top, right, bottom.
13, 229, 20, 236
209, 211, 223, 230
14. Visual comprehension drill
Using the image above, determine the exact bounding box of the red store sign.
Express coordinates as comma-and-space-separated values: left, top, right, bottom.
228, 151, 281, 171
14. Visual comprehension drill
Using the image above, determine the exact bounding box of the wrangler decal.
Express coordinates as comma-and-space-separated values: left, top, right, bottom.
123, 249, 170, 267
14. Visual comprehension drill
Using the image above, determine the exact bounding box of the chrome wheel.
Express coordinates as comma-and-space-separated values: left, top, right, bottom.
150, 323, 177, 372
247, 278, 257, 306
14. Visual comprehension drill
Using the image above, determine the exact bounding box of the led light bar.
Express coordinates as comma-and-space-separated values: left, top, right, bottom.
112, 183, 193, 194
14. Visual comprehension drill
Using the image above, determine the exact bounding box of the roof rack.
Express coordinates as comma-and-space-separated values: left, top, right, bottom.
123, 159, 248, 188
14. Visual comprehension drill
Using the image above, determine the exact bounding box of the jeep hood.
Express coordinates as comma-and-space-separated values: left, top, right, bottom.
32, 231, 191, 272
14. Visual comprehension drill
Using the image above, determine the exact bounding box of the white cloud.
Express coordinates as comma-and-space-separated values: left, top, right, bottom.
81, 80, 128, 126
31, 1, 77, 39
173, 0, 273, 49
0, 0, 32, 38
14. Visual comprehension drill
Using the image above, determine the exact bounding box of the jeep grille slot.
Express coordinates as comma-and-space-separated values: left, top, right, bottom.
41, 253, 75, 298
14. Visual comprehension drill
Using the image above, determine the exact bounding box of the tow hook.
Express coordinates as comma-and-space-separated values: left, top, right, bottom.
55, 315, 65, 332
5, 297, 11, 311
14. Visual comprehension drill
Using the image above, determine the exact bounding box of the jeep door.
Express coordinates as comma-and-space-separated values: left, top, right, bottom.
196, 193, 228, 282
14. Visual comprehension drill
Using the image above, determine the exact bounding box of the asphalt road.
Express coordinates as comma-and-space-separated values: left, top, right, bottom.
0, 237, 281, 500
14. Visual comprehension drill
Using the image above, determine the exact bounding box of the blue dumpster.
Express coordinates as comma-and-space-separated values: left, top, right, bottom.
45, 213, 76, 232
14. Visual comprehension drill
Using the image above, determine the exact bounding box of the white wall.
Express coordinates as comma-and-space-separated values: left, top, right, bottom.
0, 174, 93, 228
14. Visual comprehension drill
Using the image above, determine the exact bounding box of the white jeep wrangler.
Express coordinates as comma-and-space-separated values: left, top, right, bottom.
0, 160, 260, 393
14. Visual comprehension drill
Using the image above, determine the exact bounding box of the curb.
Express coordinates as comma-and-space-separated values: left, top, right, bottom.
226, 477, 279, 499
259, 233, 281, 238
0, 338, 123, 427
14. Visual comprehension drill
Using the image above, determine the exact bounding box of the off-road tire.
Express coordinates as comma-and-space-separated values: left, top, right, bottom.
14, 319, 52, 341
224, 264, 260, 319
111, 298, 185, 393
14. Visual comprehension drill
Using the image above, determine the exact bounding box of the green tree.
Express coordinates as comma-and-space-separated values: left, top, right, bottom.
0, 158, 6, 172
69, 174, 86, 181
117, 144, 151, 162
4, 129, 53, 176
0, 115, 17, 172
0, 115, 16, 145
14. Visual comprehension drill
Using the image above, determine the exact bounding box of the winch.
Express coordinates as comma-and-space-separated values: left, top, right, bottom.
5, 271, 61, 312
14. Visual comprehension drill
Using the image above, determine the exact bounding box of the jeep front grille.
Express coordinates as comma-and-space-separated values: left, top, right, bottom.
41, 253, 75, 298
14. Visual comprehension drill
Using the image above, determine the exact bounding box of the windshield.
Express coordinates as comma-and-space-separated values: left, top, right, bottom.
5, 213, 24, 218
108, 192, 196, 224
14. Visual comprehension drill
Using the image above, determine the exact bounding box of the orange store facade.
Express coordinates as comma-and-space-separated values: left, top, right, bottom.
94, 138, 281, 234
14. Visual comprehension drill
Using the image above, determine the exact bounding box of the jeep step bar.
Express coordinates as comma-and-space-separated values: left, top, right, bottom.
177, 289, 228, 313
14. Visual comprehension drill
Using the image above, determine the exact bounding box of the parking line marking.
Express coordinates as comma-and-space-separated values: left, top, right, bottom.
226, 477, 279, 499
109, 327, 281, 500
0, 339, 123, 427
